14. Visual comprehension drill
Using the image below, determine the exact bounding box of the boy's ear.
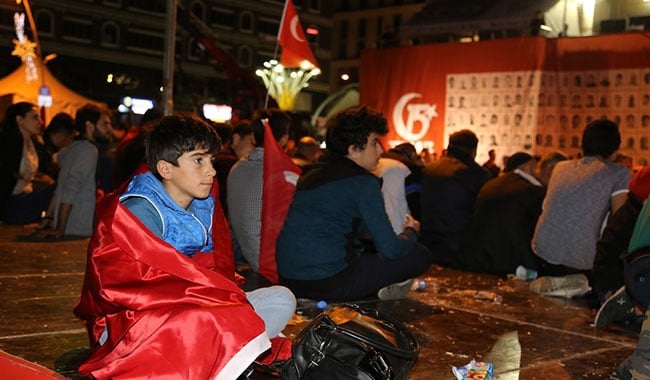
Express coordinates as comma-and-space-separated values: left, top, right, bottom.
347, 144, 359, 159
156, 160, 173, 180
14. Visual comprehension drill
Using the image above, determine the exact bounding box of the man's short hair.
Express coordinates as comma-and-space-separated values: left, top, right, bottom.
538, 151, 569, 171
448, 129, 478, 154
251, 108, 291, 147
582, 119, 621, 157
146, 113, 221, 179
75, 103, 104, 137
326, 106, 388, 158
505, 152, 533, 172
233, 119, 253, 138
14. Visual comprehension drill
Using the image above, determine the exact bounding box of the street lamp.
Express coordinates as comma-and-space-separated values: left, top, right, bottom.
255, 59, 320, 111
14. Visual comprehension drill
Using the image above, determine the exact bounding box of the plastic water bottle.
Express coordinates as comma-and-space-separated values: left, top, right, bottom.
411, 278, 427, 292
515, 265, 538, 281
296, 298, 329, 310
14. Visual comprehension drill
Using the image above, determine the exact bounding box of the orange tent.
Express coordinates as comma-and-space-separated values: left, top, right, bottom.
0, 58, 105, 125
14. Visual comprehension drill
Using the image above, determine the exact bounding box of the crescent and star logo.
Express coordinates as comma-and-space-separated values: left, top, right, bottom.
392, 92, 438, 141
290, 16, 304, 42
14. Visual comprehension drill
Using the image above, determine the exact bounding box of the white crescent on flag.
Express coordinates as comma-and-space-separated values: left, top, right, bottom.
290, 16, 304, 42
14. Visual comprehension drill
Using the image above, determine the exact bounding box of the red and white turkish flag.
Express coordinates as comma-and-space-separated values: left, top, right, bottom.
260, 119, 301, 283
278, 0, 318, 69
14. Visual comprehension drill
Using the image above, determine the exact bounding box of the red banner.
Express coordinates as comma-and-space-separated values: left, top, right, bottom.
361, 32, 650, 168
260, 119, 301, 283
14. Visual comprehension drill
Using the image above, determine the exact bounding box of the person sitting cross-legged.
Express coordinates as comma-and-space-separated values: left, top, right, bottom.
73, 113, 295, 380
276, 106, 433, 301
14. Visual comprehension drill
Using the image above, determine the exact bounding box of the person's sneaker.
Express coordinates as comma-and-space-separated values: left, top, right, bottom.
594, 286, 636, 329
529, 273, 591, 298
377, 279, 414, 300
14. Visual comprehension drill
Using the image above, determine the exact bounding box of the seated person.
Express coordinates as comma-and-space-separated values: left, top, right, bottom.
38, 112, 97, 239
592, 166, 650, 306
276, 106, 433, 301
73, 113, 295, 379
0, 102, 55, 224
291, 136, 323, 167
461, 152, 546, 275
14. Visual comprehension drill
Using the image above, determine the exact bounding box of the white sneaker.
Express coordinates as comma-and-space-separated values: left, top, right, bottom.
529, 274, 591, 299
377, 279, 414, 300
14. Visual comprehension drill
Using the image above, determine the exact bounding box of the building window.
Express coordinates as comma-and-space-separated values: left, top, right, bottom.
102, 0, 122, 6
308, 0, 321, 13
210, 7, 235, 30
126, 0, 165, 14
188, 37, 204, 60
101, 22, 120, 47
63, 16, 93, 43
125, 28, 165, 55
35, 10, 54, 37
238, 45, 252, 68
191, 0, 205, 21
340, 20, 348, 38
358, 18, 366, 38
259, 17, 279, 37
240, 11, 253, 33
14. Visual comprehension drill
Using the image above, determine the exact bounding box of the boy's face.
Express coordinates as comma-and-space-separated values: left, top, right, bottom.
347, 132, 384, 172
159, 148, 216, 208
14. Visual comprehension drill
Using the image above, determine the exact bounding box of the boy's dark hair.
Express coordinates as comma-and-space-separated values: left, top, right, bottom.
325, 106, 388, 158
75, 104, 103, 137
145, 113, 222, 179
448, 129, 479, 154
582, 119, 621, 158
46, 112, 75, 136
251, 108, 291, 147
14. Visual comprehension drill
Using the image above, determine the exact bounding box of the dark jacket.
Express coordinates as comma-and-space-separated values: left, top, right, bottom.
419, 147, 490, 267
0, 128, 23, 218
276, 157, 418, 282
461, 172, 545, 275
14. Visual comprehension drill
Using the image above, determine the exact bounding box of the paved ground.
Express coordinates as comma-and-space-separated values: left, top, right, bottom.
0, 222, 639, 379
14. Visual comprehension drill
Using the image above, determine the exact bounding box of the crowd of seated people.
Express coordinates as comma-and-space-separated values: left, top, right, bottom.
5, 98, 649, 378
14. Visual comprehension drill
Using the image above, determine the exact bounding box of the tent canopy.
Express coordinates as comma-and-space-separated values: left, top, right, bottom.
0, 58, 105, 125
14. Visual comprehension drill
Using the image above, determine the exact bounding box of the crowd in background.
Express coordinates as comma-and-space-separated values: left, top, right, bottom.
1, 101, 648, 378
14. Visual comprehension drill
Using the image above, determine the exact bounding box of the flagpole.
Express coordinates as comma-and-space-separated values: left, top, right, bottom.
266, 0, 290, 109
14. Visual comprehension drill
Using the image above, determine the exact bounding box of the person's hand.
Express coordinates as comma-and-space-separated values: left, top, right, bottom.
403, 214, 420, 234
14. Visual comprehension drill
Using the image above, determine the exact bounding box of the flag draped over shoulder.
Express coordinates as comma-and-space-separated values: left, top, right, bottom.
260, 119, 301, 283
278, 0, 318, 69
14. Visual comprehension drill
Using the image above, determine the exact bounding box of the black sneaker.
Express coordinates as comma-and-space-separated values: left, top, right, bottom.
594, 285, 636, 329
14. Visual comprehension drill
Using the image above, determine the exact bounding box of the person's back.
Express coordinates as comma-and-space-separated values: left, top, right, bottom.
382, 143, 423, 220
227, 109, 291, 273
41, 112, 98, 238
214, 119, 254, 217
533, 119, 631, 273
462, 152, 546, 274
420, 129, 490, 267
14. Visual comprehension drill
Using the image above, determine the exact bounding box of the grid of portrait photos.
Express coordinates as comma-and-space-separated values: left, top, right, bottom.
445, 69, 650, 167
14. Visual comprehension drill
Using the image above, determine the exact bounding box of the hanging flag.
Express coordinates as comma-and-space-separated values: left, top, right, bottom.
278, 0, 319, 69
260, 119, 301, 283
